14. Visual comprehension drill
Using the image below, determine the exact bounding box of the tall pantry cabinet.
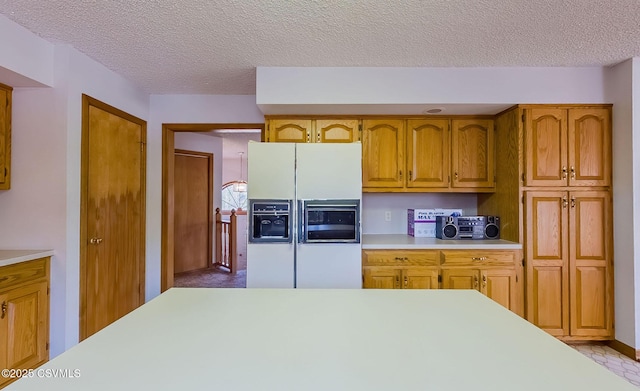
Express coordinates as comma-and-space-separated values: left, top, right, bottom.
478, 104, 613, 341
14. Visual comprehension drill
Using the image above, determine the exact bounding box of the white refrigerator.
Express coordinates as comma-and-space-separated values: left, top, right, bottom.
246, 142, 362, 288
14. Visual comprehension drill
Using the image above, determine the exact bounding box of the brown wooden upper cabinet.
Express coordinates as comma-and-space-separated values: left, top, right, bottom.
265, 118, 359, 143
0, 83, 12, 190
363, 118, 495, 192
524, 107, 611, 187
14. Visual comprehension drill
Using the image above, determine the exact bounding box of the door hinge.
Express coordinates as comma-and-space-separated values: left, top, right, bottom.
522, 259, 525, 267
46, 342, 49, 350
521, 173, 525, 183
437, 274, 442, 283
516, 275, 518, 283
521, 112, 525, 123
521, 195, 524, 204
47, 286, 50, 295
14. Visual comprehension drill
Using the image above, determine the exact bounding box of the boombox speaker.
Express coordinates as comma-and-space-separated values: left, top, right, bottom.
435, 216, 500, 240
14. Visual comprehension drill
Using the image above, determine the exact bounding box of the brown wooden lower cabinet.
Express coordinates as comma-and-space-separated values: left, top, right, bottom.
525, 190, 613, 340
362, 249, 523, 316
0, 257, 50, 388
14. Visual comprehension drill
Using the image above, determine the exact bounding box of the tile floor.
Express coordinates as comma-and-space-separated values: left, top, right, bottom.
571, 343, 640, 387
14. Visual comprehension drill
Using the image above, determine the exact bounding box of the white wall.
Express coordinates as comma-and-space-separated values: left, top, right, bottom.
0, 14, 53, 87
362, 193, 477, 234
605, 59, 638, 349
147, 95, 264, 296
0, 14, 149, 358
256, 67, 607, 114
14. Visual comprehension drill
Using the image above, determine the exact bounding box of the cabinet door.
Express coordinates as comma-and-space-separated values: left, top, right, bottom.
481, 269, 517, 312
569, 191, 612, 337
315, 119, 359, 143
267, 119, 312, 143
568, 108, 611, 187
524, 109, 568, 186
363, 267, 400, 289
402, 267, 439, 289
525, 191, 569, 336
0, 281, 48, 376
441, 269, 479, 290
0, 84, 10, 190
451, 119, 494, 188
362, 119, 405, 188
406, 119, 449, 188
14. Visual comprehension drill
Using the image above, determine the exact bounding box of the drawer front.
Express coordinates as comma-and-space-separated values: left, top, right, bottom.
0, 257, 49, 291
440, 250, 517, 266
363, 250, 439, 266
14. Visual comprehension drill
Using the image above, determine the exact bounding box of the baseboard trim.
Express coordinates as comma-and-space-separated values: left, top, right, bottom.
608, 339, 640, 361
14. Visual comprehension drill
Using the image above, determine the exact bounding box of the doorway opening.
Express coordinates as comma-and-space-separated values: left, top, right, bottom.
162, 123, 264, 291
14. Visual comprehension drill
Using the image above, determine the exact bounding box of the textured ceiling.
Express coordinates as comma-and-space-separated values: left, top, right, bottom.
1, 0, 639, 95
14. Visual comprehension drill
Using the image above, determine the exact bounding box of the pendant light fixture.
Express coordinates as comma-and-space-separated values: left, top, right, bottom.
233, 151, 247, 192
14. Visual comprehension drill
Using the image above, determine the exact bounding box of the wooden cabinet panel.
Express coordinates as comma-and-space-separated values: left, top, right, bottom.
441, 250, 516, 266
3, 281, 48, 370
363, 267, 399, 289
268, 119, 312, 143
0, 257, 50, 388
529, 265, 567, 335
0, 83, 11, 190
525, 109, 567, 187
569, 191, 612, 337
451, 119, 494, 188
363, 250, 439, 266
482, 269, 517, 312
362, 119, 405, 188
568, 108, 611, 187
525, 191, 569, 336
442, 269, 478, 290
315, 119, 359, 143
403, 268, 438, 289
406, 119, 449, 188
525, 107, 610, 187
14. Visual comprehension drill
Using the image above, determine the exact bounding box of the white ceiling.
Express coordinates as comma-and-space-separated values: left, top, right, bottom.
1, 0, 639, 96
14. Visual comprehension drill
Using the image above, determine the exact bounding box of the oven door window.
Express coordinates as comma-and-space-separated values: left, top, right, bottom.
306, 209, 357, 241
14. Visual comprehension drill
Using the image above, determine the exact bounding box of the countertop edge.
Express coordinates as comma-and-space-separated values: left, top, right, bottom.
0, 250, 55, 268
361, 234, 523, 250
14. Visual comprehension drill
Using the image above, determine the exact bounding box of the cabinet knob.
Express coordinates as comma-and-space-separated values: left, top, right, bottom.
404, 276, 408, 287
482, 274, 487, 288
474, 275, 479, 288
562, 197, 568, 209
472, 256, 487, 262
1, 301, 6, 319
90, 237, 103, 245
562, 166, 568, 179
570, 166, 576, 179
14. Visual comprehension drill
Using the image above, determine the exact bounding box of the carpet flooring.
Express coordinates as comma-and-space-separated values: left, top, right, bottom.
174, 266, 246, 288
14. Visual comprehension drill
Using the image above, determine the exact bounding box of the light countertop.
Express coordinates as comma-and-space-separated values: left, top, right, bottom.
8, 288, 634, 390
362, 234, 522, 250
0, 250, 54, 268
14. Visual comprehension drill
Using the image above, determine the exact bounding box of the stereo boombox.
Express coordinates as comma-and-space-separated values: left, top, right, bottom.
435, 216, 500, 240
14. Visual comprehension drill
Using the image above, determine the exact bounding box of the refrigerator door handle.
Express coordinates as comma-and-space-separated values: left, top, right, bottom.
297, 200, 305, 243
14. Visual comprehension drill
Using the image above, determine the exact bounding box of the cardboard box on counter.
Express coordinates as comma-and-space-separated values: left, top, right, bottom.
408, 208, 463, 237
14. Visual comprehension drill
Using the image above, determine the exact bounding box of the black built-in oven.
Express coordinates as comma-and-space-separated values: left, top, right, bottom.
249, 200, 293, 243
299, 199, 360, 243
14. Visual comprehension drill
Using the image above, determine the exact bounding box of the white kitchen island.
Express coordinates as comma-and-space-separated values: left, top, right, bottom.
7, 289, 635, 390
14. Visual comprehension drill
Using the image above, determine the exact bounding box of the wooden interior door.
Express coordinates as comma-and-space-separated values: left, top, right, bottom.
406, 119, 449, 188
569, 191, 612, 337
81, 95, 146, 340
174, 150, 213, 274
525, 191, 569, 336
451, 119, 494, 188
362, 119, 405, 188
